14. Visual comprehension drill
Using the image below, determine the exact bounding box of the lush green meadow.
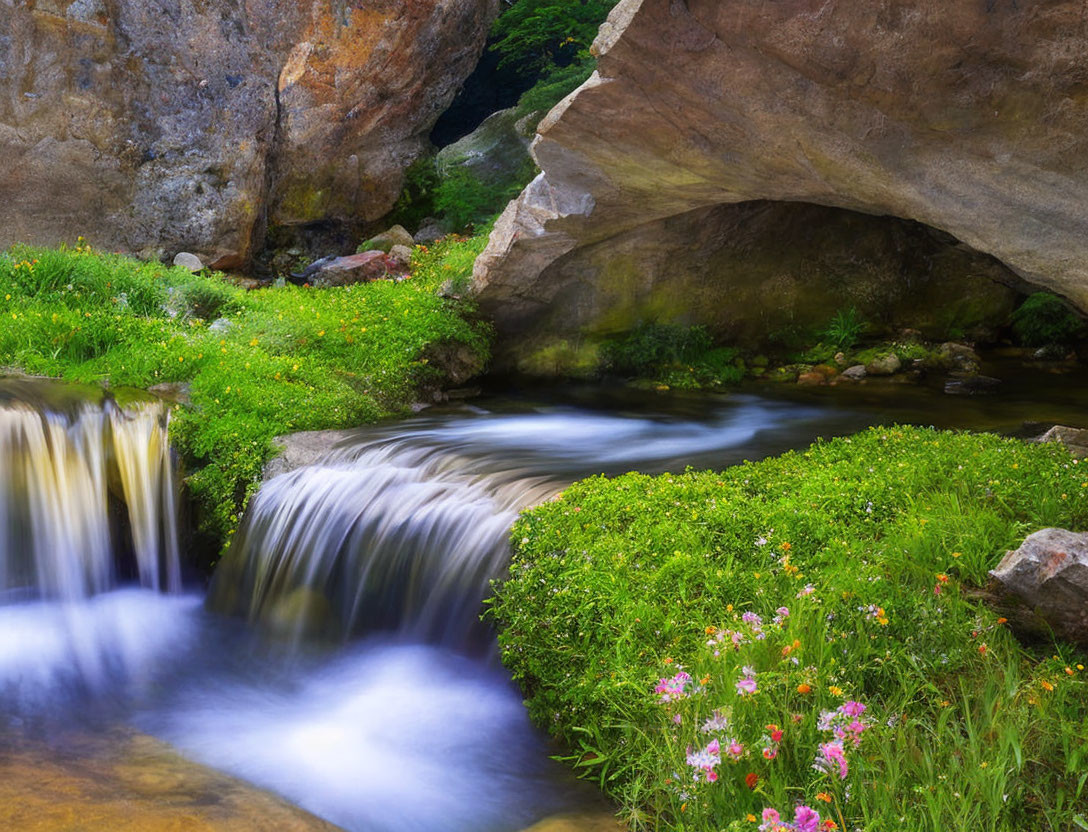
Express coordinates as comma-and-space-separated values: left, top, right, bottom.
0, 238, 489, 546
490, 427, 1088, 831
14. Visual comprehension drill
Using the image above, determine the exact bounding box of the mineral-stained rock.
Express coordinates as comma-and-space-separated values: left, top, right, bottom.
307, 251, 394, 288
0, 0, 497, 265
473, 0, 1088, 359
990, 528, 1088, 647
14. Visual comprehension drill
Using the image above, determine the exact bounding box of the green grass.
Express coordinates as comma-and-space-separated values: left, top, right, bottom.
0, 238, 490, 549
489, 427, 1088, 831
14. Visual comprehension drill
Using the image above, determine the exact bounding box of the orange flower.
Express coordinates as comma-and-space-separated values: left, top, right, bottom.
745, 772, 759, 789
797, 683, 812, 694
978, 643, 988, 656
1066, 667, 1076, 676
663, 657, 673, 665
936, 573, 950, 584
996, 617, 1008, 625
746, 814, 758, 823
815, 792, 832, 803
705, 626, 717, 635
822, 822, 838, 830
1041, 680, 1054, 692
780, 541, 792, 551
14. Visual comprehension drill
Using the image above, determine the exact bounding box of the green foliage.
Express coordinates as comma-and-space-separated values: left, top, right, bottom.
601, 324, 742, 389
821, 307, 867, 350
434, 161, 534, 231
491, 0, 618, 76
489, 427, 1088, 831
1011, 292, 1086, 347
515, 54, 597, 119
0, 239, 490, 547
385, 156, 441, 232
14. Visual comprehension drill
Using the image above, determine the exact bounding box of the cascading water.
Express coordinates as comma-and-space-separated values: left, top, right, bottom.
0, 381, 186, 696
0, 387, 181, 601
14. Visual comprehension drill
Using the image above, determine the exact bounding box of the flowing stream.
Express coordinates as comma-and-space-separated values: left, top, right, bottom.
2, 371, 1087, 830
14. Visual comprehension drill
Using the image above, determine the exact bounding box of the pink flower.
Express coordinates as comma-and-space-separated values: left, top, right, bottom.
776, 606, 790, 618
760, 808, 781, 831
706, 769, 718, 782
815, 741, 849, 779
762, 746, 778, 760
725, 739, 744, 759
797, 583, 816, 598
792, 805, 821, 832
840, 700, 867, 717
742, 611, 763, 626
736, 677, 758, 696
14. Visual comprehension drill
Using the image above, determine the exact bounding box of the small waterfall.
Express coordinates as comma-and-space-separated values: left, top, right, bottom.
210, 433, 562, 649
0, 388, 181, 601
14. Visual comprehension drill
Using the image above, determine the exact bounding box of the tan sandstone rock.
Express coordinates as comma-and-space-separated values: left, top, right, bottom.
0, 0, 497, 266
473, 0, 1088, 358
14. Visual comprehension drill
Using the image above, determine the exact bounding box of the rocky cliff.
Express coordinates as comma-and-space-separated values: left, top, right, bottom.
473, 0, 1088, 357
0, 0, 497, 268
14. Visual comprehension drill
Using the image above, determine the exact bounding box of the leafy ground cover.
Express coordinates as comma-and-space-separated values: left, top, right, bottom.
0, 237, 489, 549
489, 427, 1088, 831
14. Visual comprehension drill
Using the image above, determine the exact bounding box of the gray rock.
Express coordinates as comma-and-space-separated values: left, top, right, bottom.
840, 364, 867, 381
307, 252, 392, 288
387, 244, 414, 269
1033, 344, 1069, 361
865, 353, 901, 376
172, 252, 204, 273
944, 373, 1001, 395
1034, 425, 1088, 458
362, 225, 414, 253
414, 218, 450, 245
436, 107, 535, 190
263, 428, 362, 481
939, 342, 982, 373
990, 528, 1088, 647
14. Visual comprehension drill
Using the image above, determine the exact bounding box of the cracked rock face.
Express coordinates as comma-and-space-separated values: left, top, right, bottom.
473, 0, 1088, 347
0, 0, 496, 267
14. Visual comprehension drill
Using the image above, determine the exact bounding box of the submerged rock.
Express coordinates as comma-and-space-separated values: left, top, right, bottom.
990, 528, 1088, 647
944, 373, 1001, 396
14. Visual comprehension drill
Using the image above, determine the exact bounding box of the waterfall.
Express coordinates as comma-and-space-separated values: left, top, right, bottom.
210, 431, 563, 649
0, 389, 181, 601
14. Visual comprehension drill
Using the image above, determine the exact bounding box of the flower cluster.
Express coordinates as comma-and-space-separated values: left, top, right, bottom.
759, 805, 836, 831
655, 670, 694, 703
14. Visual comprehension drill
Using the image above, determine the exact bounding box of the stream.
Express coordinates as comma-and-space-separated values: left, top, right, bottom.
2, 363, 1087, 831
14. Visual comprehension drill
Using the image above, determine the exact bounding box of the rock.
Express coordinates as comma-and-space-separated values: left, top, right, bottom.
990, 528, 1088, 647
840, 364, 867, 381
796, 371, 826, 387
414, 218, 450, 245
812, 364, 839, 380
263, 428, 362, 481
472, 0, 1088, 361
422, 339, 485, 386
363, 225, 415, 253
939, 342, 982, 373
147, 382, 191, 406
0, 0, 498, 265
833, 352, 847, 366
1033, 344, 1070, 361
1034, 425, 1088, 458
436, 107, 535, 190
865, 354, 901, 376
438, 279, 465, 300
519, 812, 625, 832
306, 252, 395, 288
387, 244, 414, 269
944, 373, 1001, 395
172, 252, 204, 273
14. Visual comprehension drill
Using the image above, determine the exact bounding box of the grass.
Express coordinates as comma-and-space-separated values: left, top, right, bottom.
0, 237, 490, 550
488, 426, 1088, 831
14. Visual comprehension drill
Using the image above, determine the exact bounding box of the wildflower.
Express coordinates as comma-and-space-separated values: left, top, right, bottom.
797, 683, 812, 695
760, 808, 781, 832
937, 573, 950, 583
996, 617, 1008, 625
737, 676, 758, 696
792, 805, 822, 832
797, 584, 816, 598
776, 606, 790, 618
762, 746, 778, 760
840, 701, 866, 717
742, 665, 757, 677
755, 537, 768, 547
978, 643, 988, 656
815, 792, 832, 803
828, 685, 843, 697
742, 611, 763, 626
747, 814, 758, 823
822, 821, 838, 830
814, 741, 849, 779
781, 542, 792, 551
701, 710, 730, 733
673, 713, 682, 725
725, 739, 744, 759
685, 738, 721, 774
1041, 680, 1054, 692
745, 772, 759, 789
654, 671, 692, 703
766, 724, 783, 743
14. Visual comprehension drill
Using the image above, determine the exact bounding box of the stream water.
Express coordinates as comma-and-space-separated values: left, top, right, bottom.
2, 365, 1087, 831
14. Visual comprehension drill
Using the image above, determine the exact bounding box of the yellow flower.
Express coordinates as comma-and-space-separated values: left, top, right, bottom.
746, 814, 757, 822
1041, 680, 1054, 692
828, 685, 843, 696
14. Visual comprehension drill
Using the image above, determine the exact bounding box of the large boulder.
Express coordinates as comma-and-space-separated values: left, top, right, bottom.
990, 528, 1088, 647
473, 0, 1088, 358
436, 106, 536, 190
0, 0, 498, 267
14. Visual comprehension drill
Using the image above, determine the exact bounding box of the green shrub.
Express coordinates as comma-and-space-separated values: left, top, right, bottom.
1011, 292, 1085, 347
489, 427, 1088, 831
0, 238, 491, 549
820, 307, 867, 350
384, 156, 441, 232
434, 160, 536, 231
491, 0, 618, 77
603, 323, 712, 375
